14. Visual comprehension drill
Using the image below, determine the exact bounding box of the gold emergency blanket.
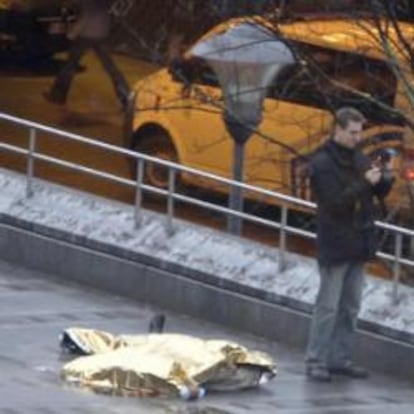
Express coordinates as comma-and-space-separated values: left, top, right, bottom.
61, 328, 276, 399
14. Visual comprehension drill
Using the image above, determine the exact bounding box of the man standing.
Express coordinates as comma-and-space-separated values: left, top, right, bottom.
44, 0, 130, 111
305, 107, 393, 382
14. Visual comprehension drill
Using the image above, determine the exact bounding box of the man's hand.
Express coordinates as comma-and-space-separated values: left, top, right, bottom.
365, 166, 382, 185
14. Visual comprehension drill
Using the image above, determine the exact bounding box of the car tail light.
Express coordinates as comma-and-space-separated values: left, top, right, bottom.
401, 149, 414, 181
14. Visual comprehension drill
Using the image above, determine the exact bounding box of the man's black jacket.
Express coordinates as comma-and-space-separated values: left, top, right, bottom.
310, 139, 392, 265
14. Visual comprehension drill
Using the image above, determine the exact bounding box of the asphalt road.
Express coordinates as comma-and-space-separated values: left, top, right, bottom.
1, 258, 413, 414
0, 52, 156, 202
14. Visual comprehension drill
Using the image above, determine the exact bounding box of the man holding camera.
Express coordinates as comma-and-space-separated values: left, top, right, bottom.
305, 107, 394, 382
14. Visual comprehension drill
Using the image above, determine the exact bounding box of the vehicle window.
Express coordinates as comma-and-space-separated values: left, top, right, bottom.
169, 57, 219, 87
268, 42, 400, 124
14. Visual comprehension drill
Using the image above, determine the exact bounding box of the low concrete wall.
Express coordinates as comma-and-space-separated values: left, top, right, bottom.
1, 222, 413, 381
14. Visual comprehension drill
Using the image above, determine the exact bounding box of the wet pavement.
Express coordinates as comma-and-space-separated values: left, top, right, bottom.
0, 258, 413, 414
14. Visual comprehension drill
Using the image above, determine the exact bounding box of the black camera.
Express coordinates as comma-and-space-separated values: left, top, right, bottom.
370, 148, 395, 184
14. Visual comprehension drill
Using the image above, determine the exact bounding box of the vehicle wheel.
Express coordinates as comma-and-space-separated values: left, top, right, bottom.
133, 133, 180, 190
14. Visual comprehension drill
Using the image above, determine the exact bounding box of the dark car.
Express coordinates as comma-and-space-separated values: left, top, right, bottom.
0, 0, 76, 60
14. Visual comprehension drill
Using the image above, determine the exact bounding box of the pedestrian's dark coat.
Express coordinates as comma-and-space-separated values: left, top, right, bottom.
310, 139, 392, 265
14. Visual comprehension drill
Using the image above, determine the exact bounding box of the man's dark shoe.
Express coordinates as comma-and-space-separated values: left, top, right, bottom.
306, 365, 332, 382
43, 91, 65, 106
329, 364, 368, 379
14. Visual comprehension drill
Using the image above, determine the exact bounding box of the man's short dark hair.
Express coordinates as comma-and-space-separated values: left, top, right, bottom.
334, 107, 366, 129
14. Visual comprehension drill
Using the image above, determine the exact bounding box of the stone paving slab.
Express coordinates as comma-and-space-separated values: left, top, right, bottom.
1, 259, 414, 414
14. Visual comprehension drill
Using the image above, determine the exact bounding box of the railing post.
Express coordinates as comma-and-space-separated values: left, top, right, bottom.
278, 204, 288, 272
391, 232, 403, 304
166, 167, 176, 235
26, 128, 36, 198
134, 158, 144, 228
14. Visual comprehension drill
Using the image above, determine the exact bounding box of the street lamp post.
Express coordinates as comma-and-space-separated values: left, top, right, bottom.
191, 22, 295, 235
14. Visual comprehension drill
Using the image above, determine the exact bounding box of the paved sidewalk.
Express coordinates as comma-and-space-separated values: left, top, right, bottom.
1, 259, 413, 414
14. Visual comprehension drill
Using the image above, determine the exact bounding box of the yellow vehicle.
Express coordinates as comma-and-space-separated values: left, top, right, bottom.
127, 16, 414, 225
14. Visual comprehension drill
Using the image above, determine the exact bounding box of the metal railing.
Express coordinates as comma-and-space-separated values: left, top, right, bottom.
1, 112, 414, 304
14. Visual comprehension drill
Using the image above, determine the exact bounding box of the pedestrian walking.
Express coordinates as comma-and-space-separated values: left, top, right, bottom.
43, 0, 130, 111
305, 107, 394, 382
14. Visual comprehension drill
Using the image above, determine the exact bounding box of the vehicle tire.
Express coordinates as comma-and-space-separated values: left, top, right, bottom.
133, 133, 181, 190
